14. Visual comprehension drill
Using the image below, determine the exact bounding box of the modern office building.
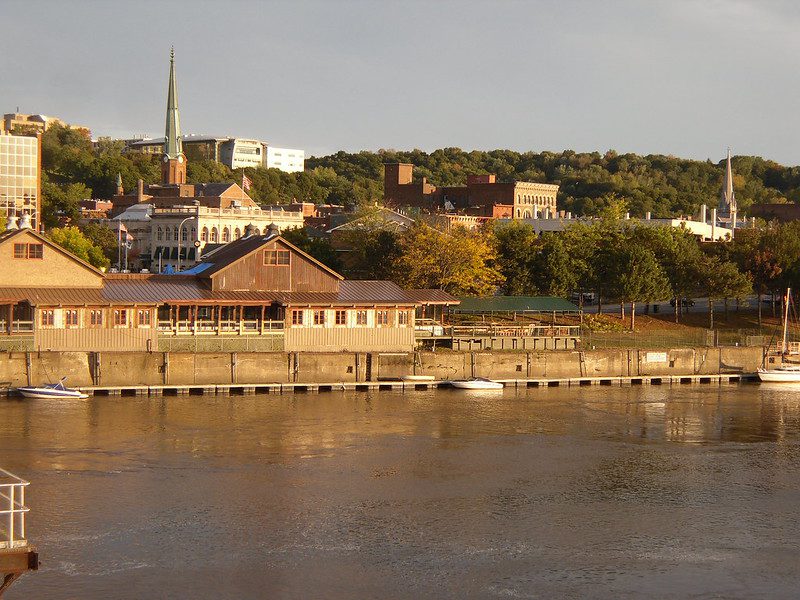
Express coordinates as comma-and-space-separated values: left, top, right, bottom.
2, 112, 90, 135
124, 136, 305, 173
0, 131, 41, 231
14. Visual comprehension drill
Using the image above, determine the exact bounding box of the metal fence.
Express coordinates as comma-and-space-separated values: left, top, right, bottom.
0, 468, 30, 550
581, 328, 775, 349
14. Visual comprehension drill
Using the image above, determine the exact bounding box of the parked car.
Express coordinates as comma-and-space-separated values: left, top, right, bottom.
669, 298, 695, 307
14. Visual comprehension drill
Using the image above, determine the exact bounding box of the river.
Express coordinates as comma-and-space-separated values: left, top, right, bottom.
2, 384, 800, 599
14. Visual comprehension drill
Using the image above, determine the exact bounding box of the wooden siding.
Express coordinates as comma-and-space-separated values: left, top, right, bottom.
212, 240, 339, 293
0, 230, 103, 288
285, 327, 415, 352
35, 328, 158, 352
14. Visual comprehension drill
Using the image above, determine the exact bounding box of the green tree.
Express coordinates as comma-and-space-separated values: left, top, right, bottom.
701, 257, 752, 329
492, 221, 541, 295
48, 226, 110, 269
81, 223, 119, 264
393, 223, 502, 296
612, 244, 672, 330
280, 227, 342, 273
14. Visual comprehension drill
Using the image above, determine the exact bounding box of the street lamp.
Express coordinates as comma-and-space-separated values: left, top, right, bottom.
175, 215, 194, 272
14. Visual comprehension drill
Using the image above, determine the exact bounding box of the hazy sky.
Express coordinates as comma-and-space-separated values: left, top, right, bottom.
2, 0, 799, 163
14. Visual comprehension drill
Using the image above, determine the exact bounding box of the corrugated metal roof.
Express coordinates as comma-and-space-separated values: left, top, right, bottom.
405, 288, 461, 305
452, 296, 581, 313
0, 287, 111, 306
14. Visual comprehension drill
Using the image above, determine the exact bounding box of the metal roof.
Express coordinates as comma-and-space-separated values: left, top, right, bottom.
451, 296, 581, 313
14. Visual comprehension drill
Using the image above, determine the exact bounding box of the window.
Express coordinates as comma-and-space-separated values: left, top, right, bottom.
137, 310, 151, 327
181, 227, 188, 242
201, 227, 209, 242
90, 310, 103, 326
40, 310, 54, 326
398, 311, 409, 326
376, 310, 389, 326
264, 249, 290, 265
222, 228, 230, 243
335, 310, 347, 325
355, 310, 367, 325
65, 309, 79, 327
113, 309, 128, 327
13, 243, 43, 259
313, 310, 326, 326
234, 227, 241, 240
157, 227, 163, 241
291, 310, 304, 325
211, 227, 219, 243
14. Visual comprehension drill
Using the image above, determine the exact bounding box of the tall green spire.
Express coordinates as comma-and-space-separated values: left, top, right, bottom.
164, 46, 182, 159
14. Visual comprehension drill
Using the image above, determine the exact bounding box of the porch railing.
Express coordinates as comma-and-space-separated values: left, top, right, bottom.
0, 321, 34, 333
0, 468, 30, 550
157, 319, 285, 336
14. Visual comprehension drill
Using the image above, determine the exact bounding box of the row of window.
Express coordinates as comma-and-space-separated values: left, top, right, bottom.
290, 309, 411, 327
39, 309, 152, 328
156, 225, 256, 244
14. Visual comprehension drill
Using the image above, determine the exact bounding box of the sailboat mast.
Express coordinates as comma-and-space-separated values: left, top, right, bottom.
782, 288, 791, 354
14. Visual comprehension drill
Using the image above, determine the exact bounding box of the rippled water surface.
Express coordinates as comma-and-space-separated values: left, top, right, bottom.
2, 384, 800, 599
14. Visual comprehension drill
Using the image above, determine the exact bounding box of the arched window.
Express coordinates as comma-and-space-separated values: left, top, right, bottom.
234, 227, 241, 240
222, 227, 230, 243
516, 208, 521, 218
191, 226, 196, 240
253, 227, 261, 235
524, 210, 531, 218
157, 227, 163, 241
181, 226, 188, 242
211, 227, 219, 243
201, 227, 209, 242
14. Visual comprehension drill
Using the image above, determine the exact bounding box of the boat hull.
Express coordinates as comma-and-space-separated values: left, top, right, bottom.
17, 387, 89, 399
757, 369, 800, 383
450, 380, 504, 390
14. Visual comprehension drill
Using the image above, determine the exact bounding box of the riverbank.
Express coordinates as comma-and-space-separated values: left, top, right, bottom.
0, 346, 767, 392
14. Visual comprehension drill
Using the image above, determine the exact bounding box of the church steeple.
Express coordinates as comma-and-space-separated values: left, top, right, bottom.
162, 46, 186, 185
719, 148, 736, 215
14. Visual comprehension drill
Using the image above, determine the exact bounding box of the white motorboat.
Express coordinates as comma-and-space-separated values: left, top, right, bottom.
757, 365, 800, 383
16, 378, 89, 399
449, 377, 504, 390
401, 375, 436, 382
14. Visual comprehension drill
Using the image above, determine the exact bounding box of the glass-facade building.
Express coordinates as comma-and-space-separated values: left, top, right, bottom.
0, 132, 40, 230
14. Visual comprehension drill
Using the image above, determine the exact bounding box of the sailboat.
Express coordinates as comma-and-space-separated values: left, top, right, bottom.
757, 288, 800, 382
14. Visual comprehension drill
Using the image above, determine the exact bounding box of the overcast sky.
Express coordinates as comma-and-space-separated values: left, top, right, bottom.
2, 0, 799, 163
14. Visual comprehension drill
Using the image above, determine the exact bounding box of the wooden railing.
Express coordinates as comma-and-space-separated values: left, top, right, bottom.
415, 323, 582, 339
157, 320, 284, 336
0, 321, 34, 333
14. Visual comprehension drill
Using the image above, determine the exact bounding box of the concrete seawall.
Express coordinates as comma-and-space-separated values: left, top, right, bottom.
0, 347, 766, 390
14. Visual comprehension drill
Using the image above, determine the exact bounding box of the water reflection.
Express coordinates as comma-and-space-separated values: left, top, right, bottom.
1, 384, 799, 599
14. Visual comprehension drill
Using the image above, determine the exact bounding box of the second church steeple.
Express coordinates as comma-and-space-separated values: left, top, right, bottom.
162, 47, 186, 185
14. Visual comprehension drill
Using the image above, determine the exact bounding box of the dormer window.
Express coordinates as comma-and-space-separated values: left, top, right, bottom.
264, 249, 290, 265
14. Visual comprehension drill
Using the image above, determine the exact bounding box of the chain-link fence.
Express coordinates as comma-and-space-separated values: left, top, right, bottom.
581, 328, 779, 349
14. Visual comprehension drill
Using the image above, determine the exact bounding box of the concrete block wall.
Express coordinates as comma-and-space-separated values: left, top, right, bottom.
0, 346, 768, 389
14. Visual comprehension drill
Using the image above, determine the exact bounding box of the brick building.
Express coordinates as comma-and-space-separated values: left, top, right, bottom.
383, 163, 559, 219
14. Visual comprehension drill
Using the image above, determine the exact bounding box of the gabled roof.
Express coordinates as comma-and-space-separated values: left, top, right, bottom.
0, 228, 105, 277
188, 233, 344, 280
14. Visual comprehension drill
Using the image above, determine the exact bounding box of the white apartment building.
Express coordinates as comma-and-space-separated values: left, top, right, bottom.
265, 146, 305, 173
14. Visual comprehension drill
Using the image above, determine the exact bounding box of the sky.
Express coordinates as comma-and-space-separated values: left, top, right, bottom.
2, 0, 800, 164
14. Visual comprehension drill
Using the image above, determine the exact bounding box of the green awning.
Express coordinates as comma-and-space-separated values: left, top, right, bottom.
452, 296, 581, 313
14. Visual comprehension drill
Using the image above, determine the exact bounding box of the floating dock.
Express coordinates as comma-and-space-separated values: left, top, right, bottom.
0, 373, 754, 397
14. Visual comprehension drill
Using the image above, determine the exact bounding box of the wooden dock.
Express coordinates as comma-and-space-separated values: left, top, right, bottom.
26, 373, 760, 397
0, 469, 37, 597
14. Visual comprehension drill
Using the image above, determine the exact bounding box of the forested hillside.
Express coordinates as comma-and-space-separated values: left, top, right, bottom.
34, 123, 800, 225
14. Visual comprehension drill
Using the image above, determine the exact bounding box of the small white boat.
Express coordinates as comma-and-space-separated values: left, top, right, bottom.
757, 366, 800, 383
449, 377, 504, 390
401, 375, 436, 382
16, 378, 88, 399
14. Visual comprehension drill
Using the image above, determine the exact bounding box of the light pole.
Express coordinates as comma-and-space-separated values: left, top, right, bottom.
175, 215, 194, 272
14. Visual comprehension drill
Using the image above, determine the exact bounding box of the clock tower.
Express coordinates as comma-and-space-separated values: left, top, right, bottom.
161, 47, 186, 185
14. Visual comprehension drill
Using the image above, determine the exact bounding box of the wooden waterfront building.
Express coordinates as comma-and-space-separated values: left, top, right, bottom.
0, 224, 455, 353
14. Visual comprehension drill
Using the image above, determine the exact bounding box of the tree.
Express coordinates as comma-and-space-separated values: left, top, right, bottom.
701, 257, 752, 329
492, 221, 541, 295
280, 227, 342, 273
612, 244, 672, 330
393, 223, 502, 296
48, 226, 110, 269
81, 223, 119, 264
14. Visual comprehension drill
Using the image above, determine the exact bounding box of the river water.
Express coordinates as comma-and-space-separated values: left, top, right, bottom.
2, 384, 800, 599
